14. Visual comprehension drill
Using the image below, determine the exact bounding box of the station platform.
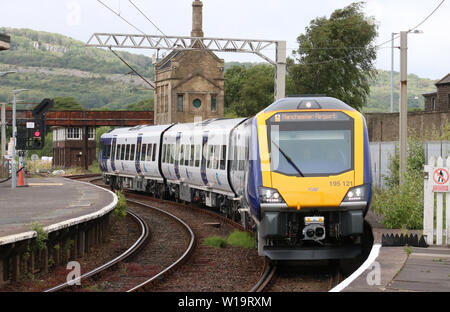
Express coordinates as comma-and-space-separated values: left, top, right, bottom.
0, 177, 117, 246
339, 211, 450, 292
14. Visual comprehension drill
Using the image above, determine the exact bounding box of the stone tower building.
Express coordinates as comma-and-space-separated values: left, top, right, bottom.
154, 0, 225, 125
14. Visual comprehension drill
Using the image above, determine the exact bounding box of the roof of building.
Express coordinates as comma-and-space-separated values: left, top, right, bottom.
436, 73, 450, 85
422, 91, 437, 97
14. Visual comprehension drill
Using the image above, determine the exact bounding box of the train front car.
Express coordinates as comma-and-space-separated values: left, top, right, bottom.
249, 96, 372, 260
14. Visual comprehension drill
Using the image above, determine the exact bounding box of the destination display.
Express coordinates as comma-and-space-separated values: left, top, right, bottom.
271, 111, 350, 123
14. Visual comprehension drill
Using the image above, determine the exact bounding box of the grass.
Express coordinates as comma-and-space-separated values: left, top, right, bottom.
204, 236, 227, 249
204, 230, 256, 249
227, 230, 256, 249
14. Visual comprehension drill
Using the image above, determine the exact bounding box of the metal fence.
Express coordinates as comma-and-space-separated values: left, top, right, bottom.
370, 141, 450, 189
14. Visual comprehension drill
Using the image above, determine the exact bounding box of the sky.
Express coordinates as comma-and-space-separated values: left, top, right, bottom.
0, 0, 448, 80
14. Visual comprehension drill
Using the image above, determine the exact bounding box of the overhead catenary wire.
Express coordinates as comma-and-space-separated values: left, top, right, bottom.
108, 47, 155, 89
97, 0, 146, 35
128, 0, 174, 45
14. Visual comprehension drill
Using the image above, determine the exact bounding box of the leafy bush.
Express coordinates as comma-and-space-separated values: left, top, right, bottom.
372, 136, 425, 229
204, 236, 227, 249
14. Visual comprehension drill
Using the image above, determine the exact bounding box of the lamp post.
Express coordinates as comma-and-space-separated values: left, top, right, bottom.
0, 71, 16, 176
391, 33, 398, 113
398, 30, 423, 186
11, 89, 28, 189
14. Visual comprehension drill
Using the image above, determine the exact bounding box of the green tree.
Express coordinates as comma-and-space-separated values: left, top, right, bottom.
287, 2, 378, 111
125, 98, 154, 111
53, 97, 84, 110
224, 64, 274, 117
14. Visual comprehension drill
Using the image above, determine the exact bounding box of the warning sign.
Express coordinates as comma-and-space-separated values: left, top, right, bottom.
432, 168, 449, 192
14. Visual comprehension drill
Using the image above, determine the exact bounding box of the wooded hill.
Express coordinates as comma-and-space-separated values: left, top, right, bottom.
0, 28, 437, 113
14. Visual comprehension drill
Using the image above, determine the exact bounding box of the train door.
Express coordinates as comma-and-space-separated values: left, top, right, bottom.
135, 134, 143, 174
201, 131, 209, 185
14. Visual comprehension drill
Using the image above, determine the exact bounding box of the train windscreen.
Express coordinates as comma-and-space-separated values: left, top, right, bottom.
267, 111, 354, 177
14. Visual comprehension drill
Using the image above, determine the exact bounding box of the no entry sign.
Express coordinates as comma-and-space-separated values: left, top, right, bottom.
432, 168, 449, 192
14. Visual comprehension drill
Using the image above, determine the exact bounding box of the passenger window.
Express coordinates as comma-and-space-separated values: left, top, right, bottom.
130, 144, 135, 161
141, 144, 147, 162
207, 145, 214, 169
220, 145, 227, 170
190, 145, 195, 167
121, 145, 126, 160
238, 146, 244, 171
152, 144, 157, 162
185, 144, 190, 166
170, 144, 175, 164
116, 145, 121, 161
162, 144, 167, 164
214, 145, 219, 170
112, 144, 116, 160
180, 145, 185, 166
195, 145, 201, 167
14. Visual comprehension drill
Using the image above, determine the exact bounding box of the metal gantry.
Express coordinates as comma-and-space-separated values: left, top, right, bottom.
86, 33, 286, 100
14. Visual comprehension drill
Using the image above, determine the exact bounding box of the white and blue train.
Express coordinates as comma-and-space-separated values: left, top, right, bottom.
100, 96, 372, 260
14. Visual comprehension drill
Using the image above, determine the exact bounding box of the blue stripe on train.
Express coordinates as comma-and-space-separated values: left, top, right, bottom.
248, 117, 263, 220
362, 116, 372, 208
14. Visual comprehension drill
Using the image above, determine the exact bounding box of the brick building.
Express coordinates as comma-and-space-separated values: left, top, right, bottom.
154, 0, 225, 125
423, 73, 450, 112
52, 127, 97, 168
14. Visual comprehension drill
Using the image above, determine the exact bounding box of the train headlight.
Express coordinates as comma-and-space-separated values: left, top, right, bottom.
343, 185, 368, 202
259, 187, 286, 204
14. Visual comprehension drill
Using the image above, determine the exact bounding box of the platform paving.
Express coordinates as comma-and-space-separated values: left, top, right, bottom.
342, 210, 450, 292
0, 177, 116, 245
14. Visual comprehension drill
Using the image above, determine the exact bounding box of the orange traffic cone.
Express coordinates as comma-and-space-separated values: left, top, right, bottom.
17, 166, 27, 187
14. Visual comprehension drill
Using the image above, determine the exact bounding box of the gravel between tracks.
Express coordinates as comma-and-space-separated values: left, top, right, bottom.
75, 203, 190, 292
134, 199, 265, 292
266, 265, 335, 292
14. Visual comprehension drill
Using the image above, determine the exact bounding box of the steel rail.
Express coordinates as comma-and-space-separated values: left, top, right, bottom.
125, 198, 196, 292
249, 258, 277, 292
43, 209, 149, 292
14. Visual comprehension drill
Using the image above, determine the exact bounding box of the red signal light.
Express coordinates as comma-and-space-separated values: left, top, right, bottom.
34, 131, 40, 137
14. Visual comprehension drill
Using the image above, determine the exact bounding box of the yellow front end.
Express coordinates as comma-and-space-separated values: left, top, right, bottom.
257, 109, 365, 209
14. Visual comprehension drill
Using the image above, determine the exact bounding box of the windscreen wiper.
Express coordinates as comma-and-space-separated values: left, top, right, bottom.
271, 141, 305, 177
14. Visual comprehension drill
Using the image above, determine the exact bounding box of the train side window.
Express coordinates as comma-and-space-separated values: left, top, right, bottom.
162, 144, 167, 163
207, 145, 213, 169
121, 144, 125, 160
180, 145, 185, 166
195, 145, 201, 167
220, 145, 227, 170
238, 146, 244, 171
141, 144, 147, 162
213, 145, 219, 170
232, 145, 237, 170
125, 144, 130, 160
145, 144, 150, 161
111, 143, 116, 160
130, 144, 135, 161
152, 144, 157, 162
185, 144, 190, 166
116, 145, 121, 160
190, 145, 195, 167
169, 144, 175, 164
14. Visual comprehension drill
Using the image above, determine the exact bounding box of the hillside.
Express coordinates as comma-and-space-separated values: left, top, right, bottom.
364, 70, 437, 113
0, 28, 438, 112
0, 28, 154, 110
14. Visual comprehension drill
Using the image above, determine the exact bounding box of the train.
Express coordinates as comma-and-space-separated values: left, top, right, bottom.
99, 96, 372, 260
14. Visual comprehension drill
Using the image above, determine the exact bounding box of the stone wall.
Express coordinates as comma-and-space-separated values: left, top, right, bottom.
365, 111, 450, 142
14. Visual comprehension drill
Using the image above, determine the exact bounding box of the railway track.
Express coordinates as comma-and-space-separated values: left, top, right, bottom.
57, 174, 372, 292
44, 175, 195, 292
